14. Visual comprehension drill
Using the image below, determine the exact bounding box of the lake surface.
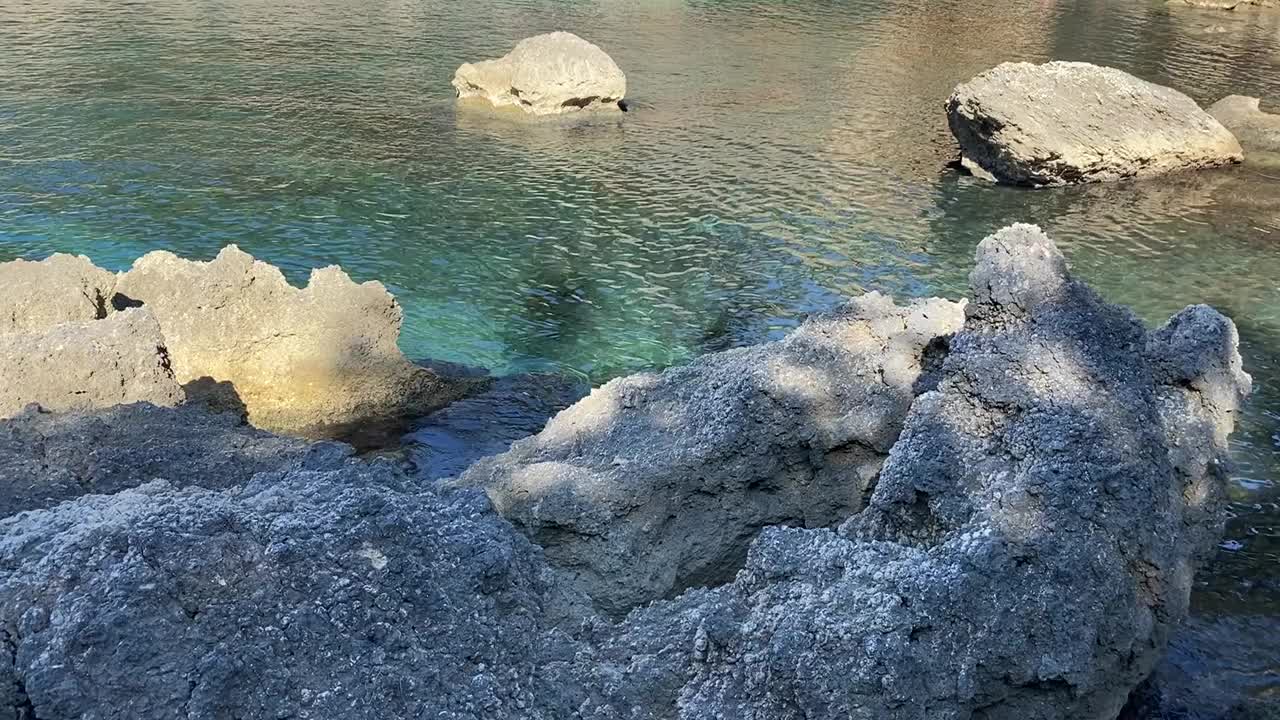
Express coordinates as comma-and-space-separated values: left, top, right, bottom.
2, 0, 1278, 712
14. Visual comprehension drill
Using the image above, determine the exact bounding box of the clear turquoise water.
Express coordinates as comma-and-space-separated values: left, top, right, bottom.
2, 0, 1278, 707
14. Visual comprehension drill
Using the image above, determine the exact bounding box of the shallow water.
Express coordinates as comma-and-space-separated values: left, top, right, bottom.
2, 0, 1278, 710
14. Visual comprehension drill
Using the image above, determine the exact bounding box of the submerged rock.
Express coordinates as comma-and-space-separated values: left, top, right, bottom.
0, 254, 114, 334
406, 372, 588, 482
1208, 95, 1280, 163
456, 293, 965, 616
947, 62, 1243, 186
0, 225, 1252, 720
112, 245, 478, 436
0, 403, 351, 518
0, 309, 182, 420
452, 32, 627, 116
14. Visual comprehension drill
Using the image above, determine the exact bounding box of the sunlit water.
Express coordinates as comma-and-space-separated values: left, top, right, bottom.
2, 0, 1278, 710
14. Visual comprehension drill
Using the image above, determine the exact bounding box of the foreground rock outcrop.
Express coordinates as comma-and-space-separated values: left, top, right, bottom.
0, 247, 477, 438
0, 403, 351, 518
0, 254, 115, 334
947, 62, 1243, 185
452, 32, 627, 116
1208, 95, 1280, 162
0, 309, 183, 419
456, 293, 965, 616
113, 245, 476, 435
0, 225, 1251, 720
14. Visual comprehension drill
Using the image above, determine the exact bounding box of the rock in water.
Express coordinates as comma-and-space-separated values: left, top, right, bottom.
1209, 95, 1280, 163
452, 32, 627, 116
947, 61, 1243, 185
112, 245, 477, 436
0, 254, 115, 334
455, 293, 965, 616
0, 225, 1252, 720
0, 309, 183, 420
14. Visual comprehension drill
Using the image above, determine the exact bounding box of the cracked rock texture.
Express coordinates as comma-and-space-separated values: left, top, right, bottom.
0, 225, 1252, 720
455, 293, 965, 616
0, 309, 183, 420
112, 245, 477, 436
947, 62, 1243, 185
0, 403, 353, 518
0, 254, 115, 334
452, 32, 626, 116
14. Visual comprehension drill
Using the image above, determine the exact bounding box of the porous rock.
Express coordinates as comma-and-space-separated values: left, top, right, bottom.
0, 474, 585, 720
455, 292, 966, 616
0, 225, 1252, 720
0, 309, 183, 420
0, 402, 353, 518
1208, 95, 1280, 162
112, 245, 477, 436
0, 254, 115, 334
947, 62, 1243, 185
452, 32, 627, 116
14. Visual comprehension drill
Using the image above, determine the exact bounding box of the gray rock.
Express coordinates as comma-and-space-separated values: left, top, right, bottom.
0, 309, 183, 420
0, 475, 586, 720
0, 254, 114, 335
455, 293, 965, 616
0, 225, 1252, 720
947, 62, 1243, 186
1208, 95, 1280, 163
580, 224, 1250, 720
452, 32, 627, 116
112, 245, 479, 436
405, 373, 589, 482
0, 402, 354, 518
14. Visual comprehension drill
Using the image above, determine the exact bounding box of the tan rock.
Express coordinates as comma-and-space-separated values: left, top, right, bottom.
0, 254, 115, 335
453, 32, 626, 116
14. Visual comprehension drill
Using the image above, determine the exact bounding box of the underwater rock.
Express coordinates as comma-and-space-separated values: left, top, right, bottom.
0, 254, 115, 334
0, 402, 352, 518
112, 245, 478, 436
0, 225, 1252, 720
0, 309, 182, 421
455, 292, 965, 616
452, 32, 627, 116
1208, 95, 1280, 163
947, 62, 1243, 185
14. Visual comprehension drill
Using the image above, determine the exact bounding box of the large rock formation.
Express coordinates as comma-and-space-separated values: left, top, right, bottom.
452, 32, 627, 116
456, 293, 965, 616
947, 62, 1243, 185
0, 254, 115, 334
0, 226, 1252, 720
112, 245, 476, 436
0, 403, 351, 518
0, 309, 183, 420
1208, 95, 1280, 163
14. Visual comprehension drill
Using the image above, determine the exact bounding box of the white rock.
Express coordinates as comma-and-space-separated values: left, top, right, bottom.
452, 32, 626, 116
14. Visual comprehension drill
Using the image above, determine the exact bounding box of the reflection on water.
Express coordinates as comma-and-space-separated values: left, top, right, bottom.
1, 0, 1278, 711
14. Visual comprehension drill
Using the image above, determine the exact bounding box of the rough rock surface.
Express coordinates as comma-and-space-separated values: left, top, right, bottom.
947, 62, 1243, 185
452, 32, 627, 116
0, 403, 353, 518
0, 254, 115, 334
1208, 95, 1280, 162
0, 474, 584, 720
112, 245, 477, 436
456, 293, 965, 616
0, 309, 183, 420
0, 225, 1252, 720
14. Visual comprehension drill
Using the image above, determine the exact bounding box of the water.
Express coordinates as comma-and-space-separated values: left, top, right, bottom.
1, 0, 1278, 711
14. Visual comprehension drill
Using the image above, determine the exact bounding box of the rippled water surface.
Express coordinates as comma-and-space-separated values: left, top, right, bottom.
2, 0, 1279, 710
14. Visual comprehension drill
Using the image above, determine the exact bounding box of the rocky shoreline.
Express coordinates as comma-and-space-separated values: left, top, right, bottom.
0, 225, 1256, 719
